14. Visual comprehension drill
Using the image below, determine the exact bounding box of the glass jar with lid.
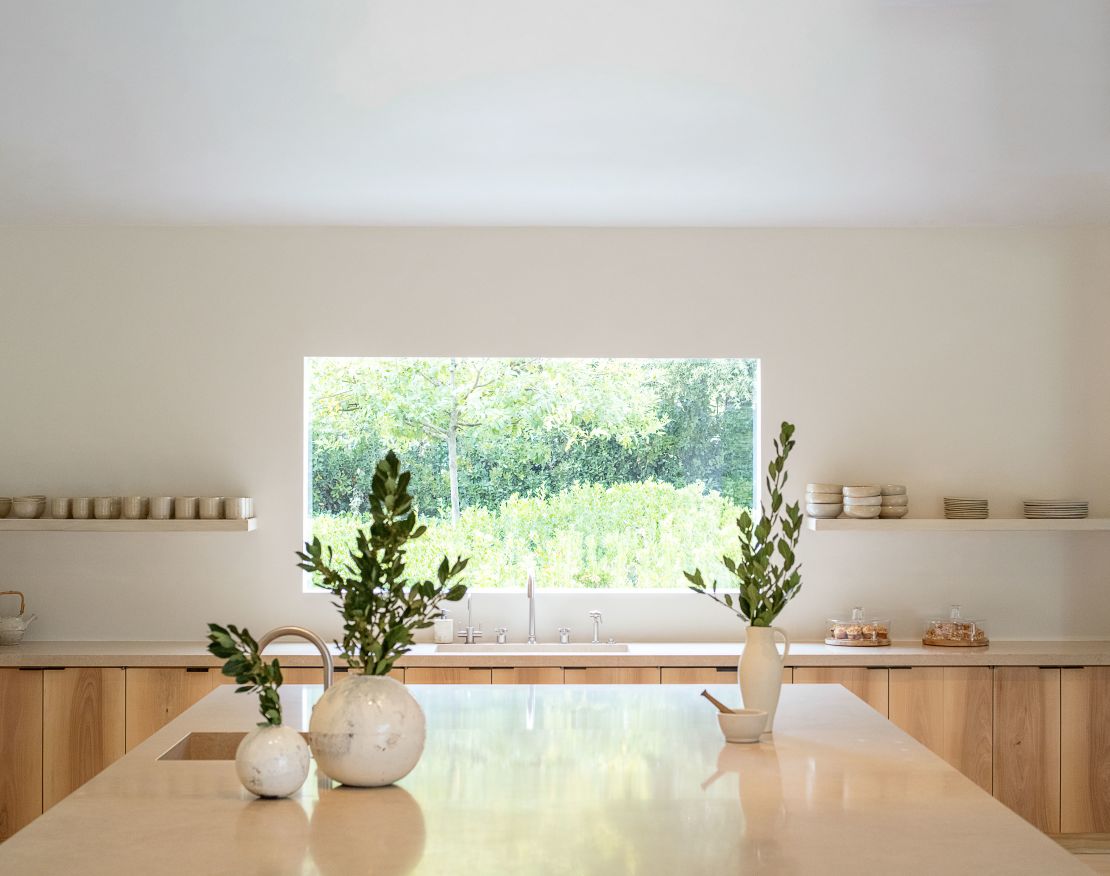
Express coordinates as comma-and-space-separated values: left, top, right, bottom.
825, 607, 891, 647
923, 604, 989, 647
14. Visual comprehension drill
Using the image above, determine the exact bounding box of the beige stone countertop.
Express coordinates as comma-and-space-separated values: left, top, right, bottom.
1, 639, 1109, 667
0, 682, 1088, 875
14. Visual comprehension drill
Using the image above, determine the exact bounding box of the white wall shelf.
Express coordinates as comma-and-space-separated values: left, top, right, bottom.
0, 518, 257, 533
806, 517, 1109, 532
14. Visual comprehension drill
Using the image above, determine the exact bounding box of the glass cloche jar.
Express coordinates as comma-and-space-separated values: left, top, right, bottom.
923, 604, 989, 647
825, 606, 891, 647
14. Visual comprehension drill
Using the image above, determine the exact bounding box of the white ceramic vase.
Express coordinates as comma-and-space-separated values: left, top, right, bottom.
309, 674, 425, 787
739, 625, 791, 734
235, 724, 311, 798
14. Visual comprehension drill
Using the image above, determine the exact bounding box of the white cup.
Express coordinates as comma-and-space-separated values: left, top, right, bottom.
198, 497, 224, 520
71, 498, 93, 519
174, 497, 198, 520
223, 497, 254, 520
50, 498, 72, 519
121, 496, 148, 519
94, 497, 121, 520
149, 497, 173, 520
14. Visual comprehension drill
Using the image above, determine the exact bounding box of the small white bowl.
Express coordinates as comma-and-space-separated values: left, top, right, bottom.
881, 494, 908, 507
880, 485, 907, 496
880, 505, 909, 518
843, 485, 881, 498
718, 709, 768, 743
805, 491, 842, 504
10, 498, 45, 519
843, 505, 881, 519
843, 495, 882, 506
806, 503, 842, 518
806, 483, 842, 494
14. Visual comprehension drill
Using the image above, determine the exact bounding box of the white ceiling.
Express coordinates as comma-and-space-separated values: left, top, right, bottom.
1, 0, 1108, 225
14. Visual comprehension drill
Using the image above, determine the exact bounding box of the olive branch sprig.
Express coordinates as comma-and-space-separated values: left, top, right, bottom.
685, 421, 803, 627
206, 623, 284, 727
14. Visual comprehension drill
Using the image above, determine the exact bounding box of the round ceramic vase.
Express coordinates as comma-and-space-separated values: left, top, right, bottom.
309, 674, 425, 787
235, 724, 311, 798
739, 625, 791, 734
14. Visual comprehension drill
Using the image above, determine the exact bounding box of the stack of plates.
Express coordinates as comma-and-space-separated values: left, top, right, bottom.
1023, 499, 1089, 519
944, 497, 988, 519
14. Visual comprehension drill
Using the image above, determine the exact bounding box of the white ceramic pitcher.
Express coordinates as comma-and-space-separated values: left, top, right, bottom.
739, 625, 790, 733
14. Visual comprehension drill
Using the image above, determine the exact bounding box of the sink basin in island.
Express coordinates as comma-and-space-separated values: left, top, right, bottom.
158, 731, 310, 761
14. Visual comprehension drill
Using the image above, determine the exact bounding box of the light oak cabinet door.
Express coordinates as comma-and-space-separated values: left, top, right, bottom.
660, 667, 792, 685
491, 668, 564, 684
0, 669, 43, 841
888, 667, 992, 792
125, 668, 219, 751
1061, 667, 1110, 833
793, 667, 888, 715
563, 668, 660, 684
405, 668, 492, 684
43, 668, 125, 810
994, 667, 1061, 833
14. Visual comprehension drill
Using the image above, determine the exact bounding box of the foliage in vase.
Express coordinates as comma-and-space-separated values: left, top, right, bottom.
206, 624, 284, 727
298, 450, 469, 675
684, 421, 802, 627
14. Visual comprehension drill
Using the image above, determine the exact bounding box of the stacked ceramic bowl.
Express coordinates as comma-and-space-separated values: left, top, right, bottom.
9, 495, 46, 519
879, 485, 908, 518
1023, 499, 1088, 519
944, 497, 988, 519
805, 483, 843, 519
842, 485, 882, 519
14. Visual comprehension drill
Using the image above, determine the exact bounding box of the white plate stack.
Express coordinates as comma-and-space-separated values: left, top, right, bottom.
880, 485, 908, 518
1023, 499, 1088, 519
944, 497, 988, 519
842, 485, 882, 519
805, 483, 843, 519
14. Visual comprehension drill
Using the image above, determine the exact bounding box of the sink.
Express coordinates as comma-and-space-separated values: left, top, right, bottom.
158, 731, 310, 761
434, 642, 629, 653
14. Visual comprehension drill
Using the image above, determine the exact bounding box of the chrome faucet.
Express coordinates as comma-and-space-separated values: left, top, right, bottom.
526, 569, 537, 644
457, 592, 483, 645
588, 610, 603, 644
257, 626, 334, 690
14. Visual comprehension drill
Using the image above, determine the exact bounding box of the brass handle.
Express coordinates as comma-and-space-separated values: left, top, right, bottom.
0, 590, 25, 616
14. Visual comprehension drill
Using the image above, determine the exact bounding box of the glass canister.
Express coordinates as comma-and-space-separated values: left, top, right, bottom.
923, 604, 989, 647
825, 607, 891, 646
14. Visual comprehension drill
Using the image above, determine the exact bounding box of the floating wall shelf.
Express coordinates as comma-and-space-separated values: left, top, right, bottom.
0, 518, 256, 533
806, 517, 1110, 533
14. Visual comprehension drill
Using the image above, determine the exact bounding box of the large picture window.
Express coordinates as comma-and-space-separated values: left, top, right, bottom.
306, 357, 758, 590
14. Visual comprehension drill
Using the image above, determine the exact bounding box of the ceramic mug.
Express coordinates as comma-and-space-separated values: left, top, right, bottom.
198, 497, 223, 520
224, 497, 254, 520
71, 498, 93, 519
94, 497, 121, 520
49, 497, 71, 519
149, 497, 173, 520
174, 497, 198, 520
121, 496, 148, 519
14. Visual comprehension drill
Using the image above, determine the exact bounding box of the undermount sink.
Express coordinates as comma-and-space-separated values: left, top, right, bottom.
434, 642, 629, 653
158, 731, 310, 761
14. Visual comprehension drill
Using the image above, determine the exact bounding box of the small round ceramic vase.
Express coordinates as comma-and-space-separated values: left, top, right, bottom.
309, 674, 425, 787
235, 724, 311, 798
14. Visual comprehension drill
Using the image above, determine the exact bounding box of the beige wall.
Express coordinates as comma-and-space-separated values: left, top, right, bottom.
1, 226, 1108, 642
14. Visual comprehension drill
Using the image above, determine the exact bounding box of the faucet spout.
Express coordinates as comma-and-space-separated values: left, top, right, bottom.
257, 626, 335, 690
526, 570, 537, 645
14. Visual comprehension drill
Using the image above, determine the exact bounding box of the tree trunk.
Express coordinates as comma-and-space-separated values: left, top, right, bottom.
448, 359, 461, 524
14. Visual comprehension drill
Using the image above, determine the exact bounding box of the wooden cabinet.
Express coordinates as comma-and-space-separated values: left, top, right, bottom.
994, 667, 1061, 833
405, 668, 492, 684
793, 667, 888, 715
660, 667, 793, 685
43, 668, 125, 810
491, 667, 564, 684
563, 667, 660, 684
888, 667, 992, 792
124, 668, 218, 751
1061, 667, 1110, 833
0, 669, 42, 841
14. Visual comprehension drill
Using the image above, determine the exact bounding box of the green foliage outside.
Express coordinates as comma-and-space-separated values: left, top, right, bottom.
308, 357, 757, 590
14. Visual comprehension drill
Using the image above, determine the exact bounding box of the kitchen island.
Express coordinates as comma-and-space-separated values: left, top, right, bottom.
0, 683, 1089, 875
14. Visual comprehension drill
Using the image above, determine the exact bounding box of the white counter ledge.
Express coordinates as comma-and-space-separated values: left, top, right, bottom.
1, 639, 1108, 667
0, 683, 1087, 875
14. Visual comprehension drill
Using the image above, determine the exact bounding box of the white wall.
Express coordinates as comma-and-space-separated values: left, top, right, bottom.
2, 227, 1108, 643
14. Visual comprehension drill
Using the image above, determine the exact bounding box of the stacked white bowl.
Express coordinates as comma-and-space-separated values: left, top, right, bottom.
842, 485, 882, 518
880, 485, 908, 518
805, 483, 843, 519
10, 495, 46, 519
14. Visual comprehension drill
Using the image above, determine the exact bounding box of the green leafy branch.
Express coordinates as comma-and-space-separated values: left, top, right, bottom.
684, 421, 803, 627
297, 450, 469, 676
206, 623, 284, 727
